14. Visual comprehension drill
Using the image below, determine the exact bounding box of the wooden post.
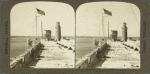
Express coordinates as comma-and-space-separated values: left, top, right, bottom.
108, 21, 109, 40
41, 21, 43, 39
36, 15, 38, 38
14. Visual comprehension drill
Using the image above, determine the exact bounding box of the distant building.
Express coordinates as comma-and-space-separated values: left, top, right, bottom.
110, 30, 118, 41
45, 30, 51, 41
63, 37, 66, 39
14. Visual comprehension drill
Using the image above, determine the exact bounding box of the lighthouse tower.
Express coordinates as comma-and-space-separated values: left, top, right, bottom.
122, 22, 128, 42
55, 21, 61, 41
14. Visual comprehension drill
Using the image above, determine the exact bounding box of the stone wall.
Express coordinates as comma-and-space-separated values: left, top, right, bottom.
57, 39, 75, 51
10, 42, 42, 68
76, 43, 107, 69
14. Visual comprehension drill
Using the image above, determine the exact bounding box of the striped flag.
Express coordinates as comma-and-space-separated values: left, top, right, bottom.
36, 8, 45, 15
103, 8, 112, 16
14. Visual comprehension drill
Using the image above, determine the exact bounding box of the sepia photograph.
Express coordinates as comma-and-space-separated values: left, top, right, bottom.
1, 0, 149, 73
10, 2, 75, 68
76, 2, 140, 69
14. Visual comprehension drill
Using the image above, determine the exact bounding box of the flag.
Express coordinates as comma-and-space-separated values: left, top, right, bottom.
36, 8, 45, 15
103, 8, 112, 16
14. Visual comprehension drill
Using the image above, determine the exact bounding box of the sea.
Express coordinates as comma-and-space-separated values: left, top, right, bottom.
10, 38, 29, 58
10, 36, 74, 58
75, 37, 140, 59
10, 36, 140, 59
76, 38, 102, 59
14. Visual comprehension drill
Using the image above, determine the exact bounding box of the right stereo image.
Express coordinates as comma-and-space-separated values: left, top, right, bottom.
75, 2, 140, 69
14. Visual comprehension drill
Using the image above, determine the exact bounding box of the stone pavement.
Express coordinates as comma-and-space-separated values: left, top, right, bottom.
91, 41, 140, 69
25, 41, 75, 68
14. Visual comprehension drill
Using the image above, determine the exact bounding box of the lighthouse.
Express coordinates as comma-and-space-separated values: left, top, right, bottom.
122, 22, 128, 42
55, 21, 61, 41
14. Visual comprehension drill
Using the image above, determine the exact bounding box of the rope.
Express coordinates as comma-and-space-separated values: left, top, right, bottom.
102, 13, 105, 38
129, 3, 139, 25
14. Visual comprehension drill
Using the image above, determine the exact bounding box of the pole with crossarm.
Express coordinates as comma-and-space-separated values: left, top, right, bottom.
102, 8, 112, 42
35, 8, 45, 39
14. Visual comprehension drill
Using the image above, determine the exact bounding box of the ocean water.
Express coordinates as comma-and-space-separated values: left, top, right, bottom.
10, 36, 74, 58
10, 38, 28, 58
10, 37, 37, 58
76, 38, 101, 59
75, 37, 140, 59
11, 37, 139, 59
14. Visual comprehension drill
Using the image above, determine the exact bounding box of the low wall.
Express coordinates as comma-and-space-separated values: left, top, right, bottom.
10, 42, 42, 68
122, 40, 140, 51
57, 39, 75, 51
76, 42, 107, 69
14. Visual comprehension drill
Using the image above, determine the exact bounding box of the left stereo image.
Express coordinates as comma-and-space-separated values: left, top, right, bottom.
10, 2, 75, 68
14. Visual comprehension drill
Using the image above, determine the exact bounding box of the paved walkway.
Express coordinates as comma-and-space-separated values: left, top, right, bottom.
25, 41, 75, 68
91, 41, 140, 69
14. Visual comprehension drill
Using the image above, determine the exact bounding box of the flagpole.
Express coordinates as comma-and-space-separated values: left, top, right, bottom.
33, 25, 34, 36
36, 12, 37, 38
36, 8, 45, 40
102, 10, 103, 38
51, 24, 52, 39
41, 21, 43, 39
99, 26, 100, 38
102, 9, 104, 39
108, 21, 109, 41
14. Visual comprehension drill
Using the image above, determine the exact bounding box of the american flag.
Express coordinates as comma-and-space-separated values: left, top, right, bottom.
103, 8, 112, 16
36, 8, 45, 15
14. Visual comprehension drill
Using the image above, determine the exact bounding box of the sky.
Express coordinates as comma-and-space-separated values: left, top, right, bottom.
11, 2, 75, 36
11, 1, 140, 37
76, 1, 140, 37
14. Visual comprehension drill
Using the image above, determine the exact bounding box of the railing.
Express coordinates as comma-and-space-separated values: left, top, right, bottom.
10, 42, 42, 68
76, 42, 107, 69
